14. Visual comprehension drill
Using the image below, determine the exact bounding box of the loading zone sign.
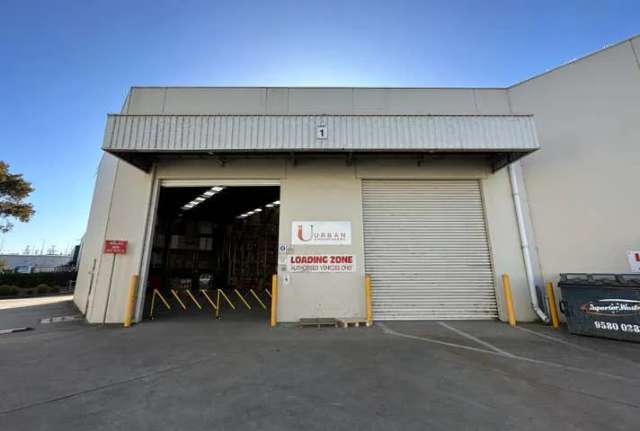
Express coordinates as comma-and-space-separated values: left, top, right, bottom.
287, 255, 356, 273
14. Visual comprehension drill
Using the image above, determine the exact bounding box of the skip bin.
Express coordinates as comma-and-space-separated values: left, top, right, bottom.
558, 273, 640, 342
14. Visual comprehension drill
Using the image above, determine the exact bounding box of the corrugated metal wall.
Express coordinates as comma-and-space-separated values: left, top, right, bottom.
362, 180, 497, 320
103, 114, 539, 153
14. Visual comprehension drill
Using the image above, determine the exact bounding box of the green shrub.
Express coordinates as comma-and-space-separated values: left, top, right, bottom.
36, 284, 50, 294
49, 286, 60, 293
24, 289, 33, 296
0, 272, 77, 289
0, 284, 19, 297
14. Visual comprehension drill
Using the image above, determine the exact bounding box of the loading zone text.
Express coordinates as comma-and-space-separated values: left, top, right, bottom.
287, 255, 356, 273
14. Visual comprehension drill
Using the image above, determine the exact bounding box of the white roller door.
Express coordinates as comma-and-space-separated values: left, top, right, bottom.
362, 180, 497, 320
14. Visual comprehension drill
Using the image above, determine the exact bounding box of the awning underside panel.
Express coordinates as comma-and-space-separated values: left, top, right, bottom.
102, 114, 540, 154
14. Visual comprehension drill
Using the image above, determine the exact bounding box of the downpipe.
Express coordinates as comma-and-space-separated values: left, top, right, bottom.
508, 163, 549, 323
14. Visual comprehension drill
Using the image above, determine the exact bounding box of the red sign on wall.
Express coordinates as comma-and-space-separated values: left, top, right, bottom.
104, 240, 128, 254
287, 254, 356, 273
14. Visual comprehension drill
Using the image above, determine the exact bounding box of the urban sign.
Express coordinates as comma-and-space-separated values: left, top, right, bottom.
291, 221, 351, 245
104, 240, 128, 254
287, 255, 355, 273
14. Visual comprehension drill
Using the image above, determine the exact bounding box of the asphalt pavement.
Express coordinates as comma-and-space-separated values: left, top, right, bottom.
1, 297, 639, 431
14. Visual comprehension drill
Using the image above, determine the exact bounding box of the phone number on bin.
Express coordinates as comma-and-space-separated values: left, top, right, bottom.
594, 321, 640, 333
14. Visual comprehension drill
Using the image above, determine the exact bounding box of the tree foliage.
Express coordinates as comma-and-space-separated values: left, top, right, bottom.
0, 161, 35, 233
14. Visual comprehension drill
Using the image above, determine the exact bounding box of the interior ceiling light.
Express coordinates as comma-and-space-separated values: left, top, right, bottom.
235, 198, 282, 218
181, 186, 226, 211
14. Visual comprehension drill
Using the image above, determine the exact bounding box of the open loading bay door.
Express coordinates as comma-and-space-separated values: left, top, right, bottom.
362, 180, 497, 320
143, 185, 280, 321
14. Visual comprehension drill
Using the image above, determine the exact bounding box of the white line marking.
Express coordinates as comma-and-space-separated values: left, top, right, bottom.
516, 326, 640, 369
378, 322, 502, 355
438, 321, 514, 357
377, 323, 636, 383
40, 315, 83, 324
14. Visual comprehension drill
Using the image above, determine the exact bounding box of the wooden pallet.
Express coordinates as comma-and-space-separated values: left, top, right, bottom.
336, 318, 371, 328
299, 318, 337, 328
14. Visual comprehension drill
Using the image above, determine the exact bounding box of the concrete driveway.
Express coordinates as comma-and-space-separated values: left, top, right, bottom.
0, 298, 639, 431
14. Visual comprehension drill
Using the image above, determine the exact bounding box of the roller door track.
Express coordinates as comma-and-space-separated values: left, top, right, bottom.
362, 180, 497, 320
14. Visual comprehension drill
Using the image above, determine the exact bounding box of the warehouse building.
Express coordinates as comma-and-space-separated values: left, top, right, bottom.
74, 35, 640, 324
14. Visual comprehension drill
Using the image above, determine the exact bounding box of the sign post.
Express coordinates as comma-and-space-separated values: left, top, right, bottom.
102, 240, 128, 325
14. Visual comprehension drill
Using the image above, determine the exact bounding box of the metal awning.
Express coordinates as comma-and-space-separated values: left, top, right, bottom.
102, 114, 540, 171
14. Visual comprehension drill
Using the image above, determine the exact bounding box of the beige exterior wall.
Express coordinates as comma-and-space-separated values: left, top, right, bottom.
77, 157, 153, 323
77, 154, 531, 323
74, 154, 118, 314
79, 36, 640, 324
124, 87, 511, 115
508, 36, 640, 285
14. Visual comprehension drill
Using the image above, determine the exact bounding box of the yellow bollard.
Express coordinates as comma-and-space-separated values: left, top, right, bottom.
545, 282, 560, 329
502, 273, 517, 327
270, 274, 278, 327
123, 275, 139, 328
365, 274, 373, 327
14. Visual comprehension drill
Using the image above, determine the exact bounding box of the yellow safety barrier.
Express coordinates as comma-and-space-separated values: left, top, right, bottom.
365, 274, 373, 327
185, 289, 203, 310
123, 275, 139, 328
234, 289, 252, 309
170, 289, 187, 310
502, 273, 517, 327
150, 286, 272, 321
149, 289, 171, 319
270, 274, 278, 327
215, 289, 236, 319
545, 282, 560, 329
249, 289, 267, 310
200, 289, 218, 312
218, 289, 236, 309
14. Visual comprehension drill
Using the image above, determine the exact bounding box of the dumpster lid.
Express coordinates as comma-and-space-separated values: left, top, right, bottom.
559, 273, 640, 289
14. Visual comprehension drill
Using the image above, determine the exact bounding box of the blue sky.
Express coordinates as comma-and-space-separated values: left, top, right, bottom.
0, 0, 638, 254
